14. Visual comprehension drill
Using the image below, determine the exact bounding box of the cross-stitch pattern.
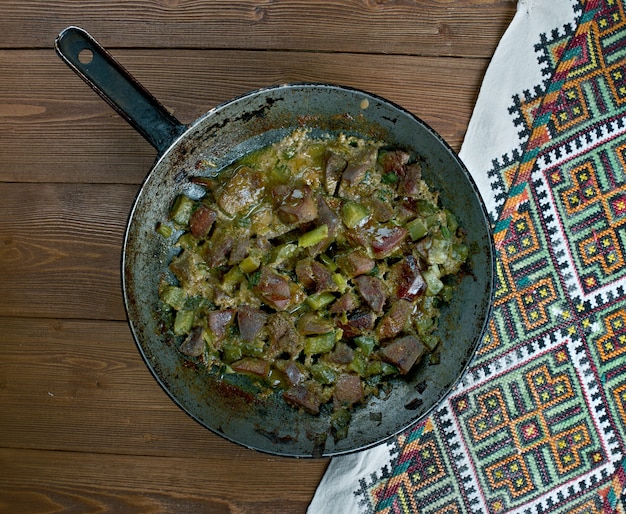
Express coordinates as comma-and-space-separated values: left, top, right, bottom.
354, 0, 626, 512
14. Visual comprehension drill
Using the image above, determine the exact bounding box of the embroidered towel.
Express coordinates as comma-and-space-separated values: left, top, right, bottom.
309, 0, 626, 512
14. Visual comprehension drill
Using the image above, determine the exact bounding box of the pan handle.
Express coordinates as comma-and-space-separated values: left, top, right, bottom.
55, 26, 187, 155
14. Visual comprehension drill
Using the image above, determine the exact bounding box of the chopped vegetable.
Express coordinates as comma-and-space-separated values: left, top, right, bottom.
406, 217, 428, 241
158, 128, 469, 438
156, 222, 173, 238
239, 255, 261, 274
298, 224, 329, 248
342, 201, 370, 228
306, 292, 336, 310
173, 310, 195, 336
354, 335, 377, 356
169, 195, 195, 226
304, 332, 336, 355
160, 285, 186, 311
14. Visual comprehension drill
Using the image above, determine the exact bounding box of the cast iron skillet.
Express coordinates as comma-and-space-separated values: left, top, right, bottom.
55, 26, 495, 457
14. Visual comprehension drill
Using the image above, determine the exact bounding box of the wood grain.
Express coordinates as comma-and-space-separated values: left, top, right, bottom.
0, 316, 327, 511
1, 49, 489, 184
0, 1, 515, 511
3, 0, 516, 56
0, 183, 132, 320
0, 317, 323, 458
0, 448, 327, 513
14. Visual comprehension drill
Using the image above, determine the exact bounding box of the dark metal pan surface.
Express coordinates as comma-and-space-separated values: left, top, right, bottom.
55, 26, 495, 457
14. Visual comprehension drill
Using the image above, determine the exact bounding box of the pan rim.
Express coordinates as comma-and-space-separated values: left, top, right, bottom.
121, 82, 496, 457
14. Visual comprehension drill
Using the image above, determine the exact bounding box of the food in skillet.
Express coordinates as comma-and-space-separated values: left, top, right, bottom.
157, 129, 469, 438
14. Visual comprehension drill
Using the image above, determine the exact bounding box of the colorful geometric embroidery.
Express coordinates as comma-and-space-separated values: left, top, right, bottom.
359, 1, 626, 512
454, 342, 612, 512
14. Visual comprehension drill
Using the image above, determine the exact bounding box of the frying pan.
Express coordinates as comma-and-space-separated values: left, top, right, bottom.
55, 26, 495, 457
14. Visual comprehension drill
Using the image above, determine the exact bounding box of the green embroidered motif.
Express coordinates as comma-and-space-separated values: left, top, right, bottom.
355, 1, 626, 512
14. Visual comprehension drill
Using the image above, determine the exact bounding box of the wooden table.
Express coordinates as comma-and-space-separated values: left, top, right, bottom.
0, 2, 516, 512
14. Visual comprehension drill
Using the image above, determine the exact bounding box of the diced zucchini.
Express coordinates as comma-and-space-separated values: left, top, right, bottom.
239, 255, 261, 273
222, 266, 244, 289
330, 408, 351, 441
170, 195, 195, 226
330, 407, 351, 429
309, 363, 338, 385
269, 243, 298, 265
175, 232, 197, 251
222, 343, 243, 363
304, 332, 336, 355
414, 316, 434, 336
331, 273, 349, 293
422, 334, 440, 352
298, 225, 328, 248
422, 268, 444, 296
428, 237, 452, 265
342, 201, 370, 228
160, 285, 186, 311
365, 360, 383, 377
366, 360, 399, 378
445, 210, 459, 233
452, 243, 469, 262
354, 335, 377, 357
348, 351, 367, 376
426, 213, 443, 229
241, 340, 266, 357
306, 292, 336, 310
406, 217, 428, 241
439, 284, 455, 302
156, 222, 173, 238
173, 310, 194, 335
381, 362, 400, 376
319, 253, 337, 271
416, 200, 437, 217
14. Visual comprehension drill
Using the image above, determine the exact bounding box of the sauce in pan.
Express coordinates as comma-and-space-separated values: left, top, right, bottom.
157, 129, 468, 440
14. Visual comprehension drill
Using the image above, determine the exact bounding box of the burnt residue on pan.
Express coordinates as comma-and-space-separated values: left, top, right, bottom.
56, 24, 495, 458
122, 86, 494, 457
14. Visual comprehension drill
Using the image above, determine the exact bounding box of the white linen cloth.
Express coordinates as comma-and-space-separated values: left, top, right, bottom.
308, 1, 581, 512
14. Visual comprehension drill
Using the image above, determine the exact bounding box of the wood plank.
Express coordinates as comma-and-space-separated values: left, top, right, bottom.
0, 2, 515, 512
0, 316, 326, 461
0, 183, 132, 320
1, 49, 489, 184
0, 448, 327, 513
2, 0, 516, 57
0, 317, 185, 454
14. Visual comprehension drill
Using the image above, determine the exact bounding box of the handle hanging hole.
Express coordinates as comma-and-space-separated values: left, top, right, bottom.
78, 48, 94, 64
